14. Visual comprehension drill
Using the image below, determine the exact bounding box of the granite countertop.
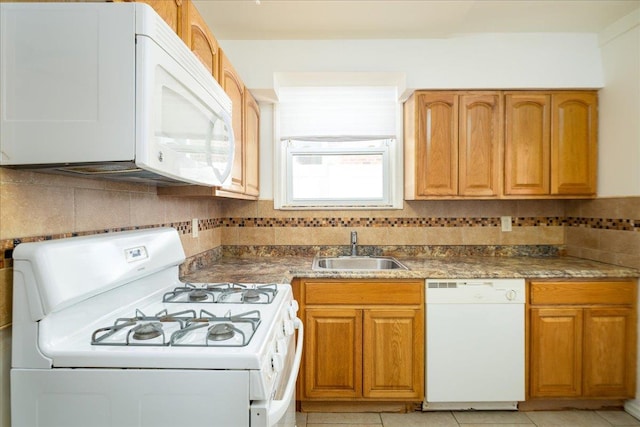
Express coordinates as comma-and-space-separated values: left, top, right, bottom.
182, 255, 639, 284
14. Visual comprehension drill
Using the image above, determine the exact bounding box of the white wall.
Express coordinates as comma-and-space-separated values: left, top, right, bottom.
220, 33, 604, 92
598, 10, 640, 197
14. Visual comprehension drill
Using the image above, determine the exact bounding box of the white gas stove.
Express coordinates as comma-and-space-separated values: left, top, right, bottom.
10, 228, 302, 427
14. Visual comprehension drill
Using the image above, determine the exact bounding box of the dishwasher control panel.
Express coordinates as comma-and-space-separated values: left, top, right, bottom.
425, 278, 525, 303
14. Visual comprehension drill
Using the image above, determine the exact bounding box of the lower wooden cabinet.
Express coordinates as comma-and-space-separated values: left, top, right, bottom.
294, 279, 424, 403
528, 280, 637, 400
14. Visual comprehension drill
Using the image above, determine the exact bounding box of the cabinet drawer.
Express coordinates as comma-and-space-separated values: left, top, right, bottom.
530, 280, 636, 305
304, 280, 423, 305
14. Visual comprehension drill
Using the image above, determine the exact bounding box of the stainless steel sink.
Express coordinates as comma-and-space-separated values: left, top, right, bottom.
312, 256, 408, 271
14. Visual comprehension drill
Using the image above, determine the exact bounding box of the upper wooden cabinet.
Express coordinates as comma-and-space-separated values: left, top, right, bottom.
404, 91, 502, 199
550, 92, 598, 196
185, 0, 219, 80
406, 90, 597, 200
504, 93, 551, 196
213, 49, 260, 200
505, 91, 597, 197
243, 90, 261, 198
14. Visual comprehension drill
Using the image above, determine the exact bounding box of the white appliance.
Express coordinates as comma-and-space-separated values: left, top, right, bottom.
11, 228, 302, 427
424, 278, 525, 411
0, 3, 234, 187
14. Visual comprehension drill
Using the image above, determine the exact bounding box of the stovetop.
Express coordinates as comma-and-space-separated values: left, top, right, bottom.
35, 273, 295, 370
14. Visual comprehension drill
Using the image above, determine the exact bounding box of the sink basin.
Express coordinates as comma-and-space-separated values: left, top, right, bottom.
312, 256, 408, 271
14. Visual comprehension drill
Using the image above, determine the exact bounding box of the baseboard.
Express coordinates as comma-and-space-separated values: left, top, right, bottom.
624, 400, 640, 421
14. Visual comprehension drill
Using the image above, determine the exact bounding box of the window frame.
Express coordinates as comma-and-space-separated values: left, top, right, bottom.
280, 138, 394, 208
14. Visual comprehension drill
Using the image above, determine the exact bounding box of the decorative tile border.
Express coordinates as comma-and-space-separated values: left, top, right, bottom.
0, 215, 637, 268
222, 244, 562, 258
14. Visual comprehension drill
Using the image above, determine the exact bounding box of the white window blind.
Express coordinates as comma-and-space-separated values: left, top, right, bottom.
278, 86, 397, 138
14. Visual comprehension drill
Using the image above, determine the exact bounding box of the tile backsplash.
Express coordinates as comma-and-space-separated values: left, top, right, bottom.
0, 168, 638, 330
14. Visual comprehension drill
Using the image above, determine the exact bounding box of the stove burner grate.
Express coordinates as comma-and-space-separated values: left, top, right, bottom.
91, 309, 196, 346
169, 309, 261, 347
163, 282, 278, 304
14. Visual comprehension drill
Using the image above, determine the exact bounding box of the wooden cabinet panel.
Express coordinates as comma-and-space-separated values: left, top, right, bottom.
530, 281, 636, 305
363, 309, 423, 399
185, 0, 219, 79
530, 308, 583, 397
458, 93, 501, 196
415, 92, 458, 196
305, 308, 362, 398
583, 308, 635, 397
217, 49, 246, 195
504, 93, 550, 195
304, 280, 423, 305
244, 90, 260, 197
551, 92, 597, 195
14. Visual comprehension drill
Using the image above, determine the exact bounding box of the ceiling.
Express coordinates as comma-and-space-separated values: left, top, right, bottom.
193, 0, 640, 40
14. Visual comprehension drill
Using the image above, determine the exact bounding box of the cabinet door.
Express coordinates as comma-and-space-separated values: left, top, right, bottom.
243, 90, 260, 198
530, 308, 583, 397
185, 1, 219, 79
504, 93, 550, 195
458, 93, 501, 197
363, 309, 423, 399
217, 49, 246, 195
551, 92, 597, 195
583, 308, 636, 398
415, 92, 458, 196
305, 308, 362, 399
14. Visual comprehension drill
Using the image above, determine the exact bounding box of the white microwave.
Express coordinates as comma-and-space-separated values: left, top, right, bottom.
0, 3, 234, 187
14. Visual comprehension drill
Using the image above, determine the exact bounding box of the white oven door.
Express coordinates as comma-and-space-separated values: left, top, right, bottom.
135, 34, 234, 187
251, 318, 303, 427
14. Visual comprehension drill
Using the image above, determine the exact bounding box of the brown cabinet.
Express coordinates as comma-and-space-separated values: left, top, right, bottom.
243, 90, 260, 198
214, 49, 260, 200
404, 91, 502, 199
505, 91, 597, 197
185, 0, 219, 79
528, 280, 636, 399
294, 279, 424, 404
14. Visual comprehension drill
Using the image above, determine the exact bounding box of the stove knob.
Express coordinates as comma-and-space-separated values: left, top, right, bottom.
283, 319, 295, 336
276, 337, 288, 354
287, 301, 299, 319
276, 320, 285, 339
271, 353, 284, 373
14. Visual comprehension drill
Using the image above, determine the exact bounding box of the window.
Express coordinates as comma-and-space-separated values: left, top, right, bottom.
274, 86, 402, 209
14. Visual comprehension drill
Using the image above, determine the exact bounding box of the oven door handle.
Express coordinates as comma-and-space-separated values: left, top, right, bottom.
251, 317, 303, 427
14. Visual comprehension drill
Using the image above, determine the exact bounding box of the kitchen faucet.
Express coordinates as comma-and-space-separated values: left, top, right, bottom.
350, 231, 358, 256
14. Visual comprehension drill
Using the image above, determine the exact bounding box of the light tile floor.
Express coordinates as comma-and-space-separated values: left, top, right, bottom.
295, 410, 640, 427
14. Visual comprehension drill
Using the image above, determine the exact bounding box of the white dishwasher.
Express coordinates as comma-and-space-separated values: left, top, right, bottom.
424, 278, 525, 411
